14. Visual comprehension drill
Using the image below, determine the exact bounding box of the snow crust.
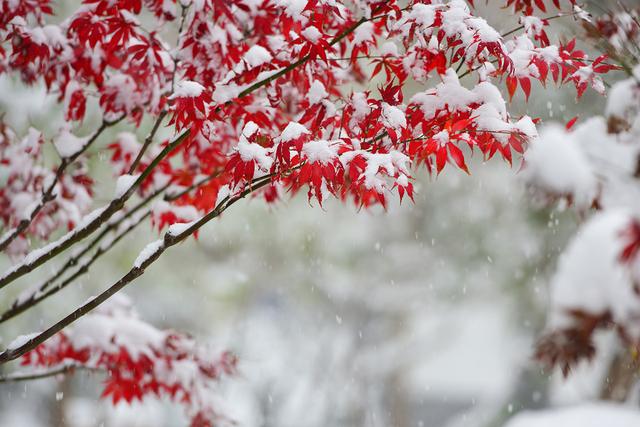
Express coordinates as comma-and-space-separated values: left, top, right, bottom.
307, 80, 328, 105
237, 141, 273, 171
243, 45, 272, 68
504, 403, 640, 427
302, 140, 338, 164
167, 221, 196, 236
54, 128, 87, 158
1, 206, 107, 282
381, 103, 406, 129
7, 332, 40, 350
353, 21, 374, 45
172, 80, 204, 98
301, 27, 322, 43
133, 239, 164, 268
212, 82, 240, 103
114, 174, 139, 199
522, 124, 598, 209
279, 121, 310, 142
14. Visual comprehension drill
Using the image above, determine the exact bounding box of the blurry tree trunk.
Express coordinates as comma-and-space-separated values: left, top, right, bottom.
388, 313, 410, 427
388, 370, 410, 427
600, 350, 640, 402
51, 376, 71, 427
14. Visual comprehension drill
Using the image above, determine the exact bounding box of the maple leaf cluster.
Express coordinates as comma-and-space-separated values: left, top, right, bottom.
0, 0, 616, 251
20, 295, 237, 427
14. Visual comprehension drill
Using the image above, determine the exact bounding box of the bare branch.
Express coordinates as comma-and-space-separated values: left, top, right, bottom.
128, 110, 168, 175
0, 363, 101, 382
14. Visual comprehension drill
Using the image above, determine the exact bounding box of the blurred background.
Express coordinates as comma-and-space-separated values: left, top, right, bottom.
0, 1, 621, 426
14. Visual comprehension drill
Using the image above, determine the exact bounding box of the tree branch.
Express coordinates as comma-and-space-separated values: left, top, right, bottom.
0, 210, 151, 323
0, 3, 395, 289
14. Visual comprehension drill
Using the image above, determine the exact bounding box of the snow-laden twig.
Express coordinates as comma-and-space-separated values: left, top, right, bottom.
0, 210, 151, 323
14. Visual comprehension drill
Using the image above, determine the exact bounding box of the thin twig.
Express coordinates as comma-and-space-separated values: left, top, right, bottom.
128, 4, 189, 175
0, 363, 101, 382
128, 111, 168, 175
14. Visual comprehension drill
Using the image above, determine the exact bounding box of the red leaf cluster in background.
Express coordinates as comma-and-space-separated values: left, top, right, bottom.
21, 295, 236, 426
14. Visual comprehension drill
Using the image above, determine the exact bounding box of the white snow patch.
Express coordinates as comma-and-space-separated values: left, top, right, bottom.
353, 21, 374, 45
521, 124, 598, 209
54, 128, 87, 158
7, 332, 40, 350
302, 140, 338, 164
504, 403, 640, 427
307, 80, 328, 105
279, 121, 310, 142
548, 210, 638, 332
114, 174, 139, 199
301, 26, 322, 43
133, 239, 164, 268
171, 80, 204, 98
243, 45, 273, 68
237, 141, 273, 171
167, 221, 195, 236
381, 103, 406, 129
